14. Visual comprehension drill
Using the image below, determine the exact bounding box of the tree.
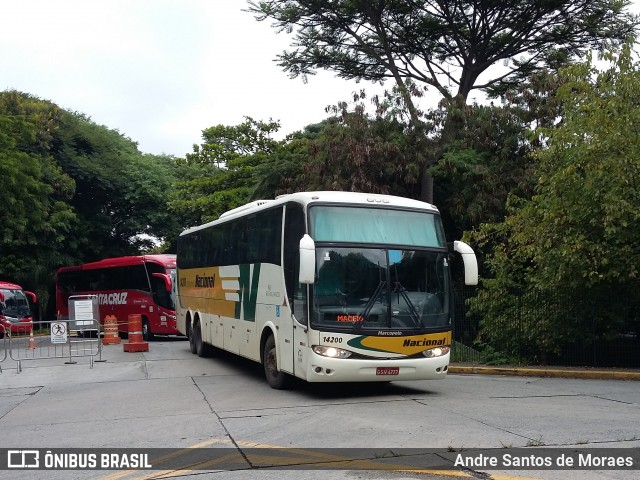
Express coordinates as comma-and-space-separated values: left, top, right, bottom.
51, 111, 179, 259
429, 102, 537, 239
1, 91, 181, 318
250, 128, 310, 199
170, 117, 283, 225
250, 0, 637, 102
249, 0, 638, 201
278, 94, 421, 197
470, 43, 640, 361
144, 154, 194, 253
0, 91, 76, 319
514, 45, 640, 292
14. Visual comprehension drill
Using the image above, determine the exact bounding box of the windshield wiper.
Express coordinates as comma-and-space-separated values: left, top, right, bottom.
393, 282, 422, 327
354, 281, 386, 332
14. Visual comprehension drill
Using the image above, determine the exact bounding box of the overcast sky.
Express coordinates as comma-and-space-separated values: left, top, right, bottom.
2, 1, 639, 158
1, 0, 377, 157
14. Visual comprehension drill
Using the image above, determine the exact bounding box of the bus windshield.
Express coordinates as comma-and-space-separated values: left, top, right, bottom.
310, 205, 446, 248
311, 247, 450, 332
0, 288, 31, 319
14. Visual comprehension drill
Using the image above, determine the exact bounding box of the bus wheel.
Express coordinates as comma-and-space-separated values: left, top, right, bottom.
142, 319, 154, 342
262, 334, 290, 390
188, 322, 197, 354
194, 320, 212, 357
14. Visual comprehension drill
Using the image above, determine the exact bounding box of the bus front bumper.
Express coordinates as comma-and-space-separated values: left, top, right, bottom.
303, 351, 450, 383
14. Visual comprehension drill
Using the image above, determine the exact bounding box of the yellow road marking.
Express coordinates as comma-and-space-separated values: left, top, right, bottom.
98, 438, 229, 480
98, 439, 544, 480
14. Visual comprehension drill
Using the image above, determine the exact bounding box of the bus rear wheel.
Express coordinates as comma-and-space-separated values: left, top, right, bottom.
262, 334, 290, 390
188, 322, 197, 354
194, 320, 212, 357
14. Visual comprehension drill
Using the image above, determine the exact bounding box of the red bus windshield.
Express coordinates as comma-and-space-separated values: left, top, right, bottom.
0, 286, 32, 320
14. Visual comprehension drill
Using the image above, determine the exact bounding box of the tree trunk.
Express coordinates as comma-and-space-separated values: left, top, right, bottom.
420, 166, 434, 204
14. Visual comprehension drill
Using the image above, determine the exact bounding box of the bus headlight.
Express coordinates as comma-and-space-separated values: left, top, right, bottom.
422, 346, 450, 358
312, 346, 352, 359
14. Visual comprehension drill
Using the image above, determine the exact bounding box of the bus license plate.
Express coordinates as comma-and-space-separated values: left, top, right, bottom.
376, 367, 399, 376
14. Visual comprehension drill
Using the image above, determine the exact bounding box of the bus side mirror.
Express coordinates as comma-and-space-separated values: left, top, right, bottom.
299, 234, 316, 284
152, 273, 172, 292
453, 241, 479, 286
25, 291, 37, 303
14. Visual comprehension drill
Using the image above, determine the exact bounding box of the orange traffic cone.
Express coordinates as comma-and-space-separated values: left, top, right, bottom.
27, 330, 36, 350
123, 314, 149, 352
102, 315, 121, 345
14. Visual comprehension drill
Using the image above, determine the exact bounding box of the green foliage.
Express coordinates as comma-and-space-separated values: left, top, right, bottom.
251, 1, 638, 203
429, 103, 537, 239
186, 117, 281, 167
249, 1, 638, 101
170, 117, 284, 225
1, 91, 181, 318
279, 96, 422, 198
524, 47, 640, 289
0, 91, 76, 318
475, 343, 523, 366
470, 43, 640, 360
251, 129, 311, 199
51, 109, 179, 258
169, 100, 431, 227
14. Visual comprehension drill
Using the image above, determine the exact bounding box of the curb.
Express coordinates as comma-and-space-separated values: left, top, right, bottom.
448, 365, 640, 381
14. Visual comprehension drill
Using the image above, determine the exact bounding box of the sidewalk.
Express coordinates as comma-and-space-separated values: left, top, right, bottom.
449, 363, 640, 381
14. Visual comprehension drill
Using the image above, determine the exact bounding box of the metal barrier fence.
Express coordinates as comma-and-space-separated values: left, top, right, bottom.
0, 319, 103, 373
452, 287, 640, 368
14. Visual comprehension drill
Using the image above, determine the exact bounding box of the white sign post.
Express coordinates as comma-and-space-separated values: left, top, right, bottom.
51, 322, 68, 344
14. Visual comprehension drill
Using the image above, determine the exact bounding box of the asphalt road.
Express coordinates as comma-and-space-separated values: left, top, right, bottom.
1, 337, 639, 480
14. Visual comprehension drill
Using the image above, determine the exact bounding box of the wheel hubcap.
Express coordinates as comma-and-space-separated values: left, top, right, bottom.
267, 348, 278, 376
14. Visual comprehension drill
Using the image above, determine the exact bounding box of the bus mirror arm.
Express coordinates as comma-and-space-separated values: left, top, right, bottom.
25, 291, 37, 303
453, 241, 479, 286
299, 234, 316, 284
152, 273, 172, 292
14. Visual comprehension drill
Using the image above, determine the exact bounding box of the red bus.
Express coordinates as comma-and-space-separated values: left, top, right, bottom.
56, 255, 180, 340
0, 281, 37, 338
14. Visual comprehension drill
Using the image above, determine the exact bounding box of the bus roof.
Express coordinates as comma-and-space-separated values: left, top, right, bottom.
181, 191, 439, 236
0, 281, 24, 290
57, 254, 176, 273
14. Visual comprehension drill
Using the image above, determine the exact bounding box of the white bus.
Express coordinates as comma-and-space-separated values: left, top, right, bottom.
176, 191, 478, 388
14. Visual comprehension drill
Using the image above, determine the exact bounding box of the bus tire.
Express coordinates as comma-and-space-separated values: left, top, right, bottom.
262, 334, 290, 390
188, 321, 197, 354
142, 318, 154, 342
194, 320, 213, 357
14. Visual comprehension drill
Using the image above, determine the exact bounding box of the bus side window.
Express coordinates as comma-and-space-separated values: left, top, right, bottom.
87, 269, 104, 291
128, 265, 149, 291
284, 203, 307, 325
